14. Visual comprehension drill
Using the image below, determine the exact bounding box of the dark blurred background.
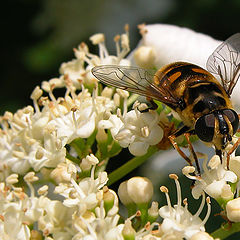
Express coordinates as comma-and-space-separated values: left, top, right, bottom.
1, 0, 240, 115
1, 0, 240, 238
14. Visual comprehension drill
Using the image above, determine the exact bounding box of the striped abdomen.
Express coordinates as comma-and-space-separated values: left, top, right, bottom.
155, 62, 232, 127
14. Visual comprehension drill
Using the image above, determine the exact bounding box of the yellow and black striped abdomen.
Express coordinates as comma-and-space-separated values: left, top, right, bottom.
155, 62, 233, 127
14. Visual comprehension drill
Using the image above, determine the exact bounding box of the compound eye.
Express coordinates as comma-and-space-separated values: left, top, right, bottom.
195, 113, 215, 142
223, 109, 239, 134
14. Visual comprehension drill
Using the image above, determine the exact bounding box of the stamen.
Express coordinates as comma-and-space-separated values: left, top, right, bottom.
169, 174, 182, 207
202, 154, 214, 181
70, 178, 86, 199
160, 186, 173, 217
99, 42, 109, 60
183, 198, 188, 208
193, 192, 205, 219
79, 215, 97, 238
123, 96, 128, 117
200, 197, 211, 226
89, 165, 96, 192
71, 110, 77, 128
114, 35, 121, 57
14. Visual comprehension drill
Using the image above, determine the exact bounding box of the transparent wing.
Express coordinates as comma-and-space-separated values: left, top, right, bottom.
92, 65, 179, 107
206, 33, 240, 96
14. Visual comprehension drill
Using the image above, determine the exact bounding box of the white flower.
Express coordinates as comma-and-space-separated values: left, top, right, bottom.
0, 204, 31, 240
183, 154, 237, 200
54, 158, 108, 214
98, 114, 124, 140
59, 27, 131, 90
159, 174, 211, 240
115, 109, 163, 156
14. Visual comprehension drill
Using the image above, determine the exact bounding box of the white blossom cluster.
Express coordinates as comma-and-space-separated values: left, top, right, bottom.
0, 24, 240, 239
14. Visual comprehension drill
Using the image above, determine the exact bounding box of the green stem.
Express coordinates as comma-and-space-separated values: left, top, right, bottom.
127, 94, 139, 107
66, 152, 80, 163
211, 222, 240, 239
107, 146, 158, 186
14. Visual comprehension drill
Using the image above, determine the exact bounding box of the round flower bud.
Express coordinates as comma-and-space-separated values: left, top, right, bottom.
226, 197, 240, 222
118, 181, 134, 206
134, 46, 156, 69
127, 177, 153, 204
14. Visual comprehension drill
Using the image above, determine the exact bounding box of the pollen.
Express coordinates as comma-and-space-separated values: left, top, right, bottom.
169, 173, 178, 180
160, 186, 168, 193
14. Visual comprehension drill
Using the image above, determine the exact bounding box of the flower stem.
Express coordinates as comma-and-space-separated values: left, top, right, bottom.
211, 222, 240, 239
107, 146, 158, 186
127, 94, 139, 107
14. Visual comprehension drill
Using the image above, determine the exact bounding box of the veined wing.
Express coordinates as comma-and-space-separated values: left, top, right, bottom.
91, 65, 179, 107
206, 33, 240, 96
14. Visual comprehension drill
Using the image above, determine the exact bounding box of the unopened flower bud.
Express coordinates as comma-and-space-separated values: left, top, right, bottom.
134, 46, 156, 69
122, 219, 136, 240
226, 197, 240, 222
148, 201, 159, 223
103, 186, 115, 213
127, 177, 153, 204
118, 181, 134, 206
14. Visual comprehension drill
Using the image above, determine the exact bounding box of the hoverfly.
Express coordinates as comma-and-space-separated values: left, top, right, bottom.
92, 33, 240, 172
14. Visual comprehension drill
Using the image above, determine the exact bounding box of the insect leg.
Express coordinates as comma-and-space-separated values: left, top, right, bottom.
168, 134, 193, 166
168, 126, 192, 164
169, 126, 200, 174
184, 132, 201, 174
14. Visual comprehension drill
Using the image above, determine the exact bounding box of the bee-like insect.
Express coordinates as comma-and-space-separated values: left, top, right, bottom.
92, 33, 240, 171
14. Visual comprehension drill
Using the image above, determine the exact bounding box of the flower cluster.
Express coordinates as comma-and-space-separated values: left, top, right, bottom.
1, 23, 240, 239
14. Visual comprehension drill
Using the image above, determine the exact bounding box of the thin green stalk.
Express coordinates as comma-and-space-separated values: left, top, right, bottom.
211, 222, 240, 239
127, 94, 139, 107
107, 146, 158, 186
66, 152, 80, 163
